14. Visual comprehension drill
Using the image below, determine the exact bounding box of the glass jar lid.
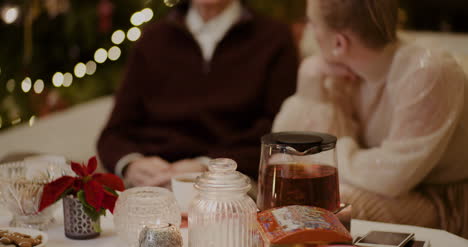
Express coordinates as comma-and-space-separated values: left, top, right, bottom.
262, 131, 337, 155
195, 158, 251, 192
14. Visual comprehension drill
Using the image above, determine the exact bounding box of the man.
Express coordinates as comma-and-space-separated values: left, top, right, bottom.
97, 0, 298, 187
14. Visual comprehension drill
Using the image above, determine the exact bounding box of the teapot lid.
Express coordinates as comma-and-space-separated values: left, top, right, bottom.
262, 132, 337, 154
195, 158, 251, 192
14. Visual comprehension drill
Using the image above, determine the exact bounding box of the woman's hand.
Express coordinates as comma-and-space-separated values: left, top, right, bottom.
296, 55, 358, 101
308, 55, 358, 80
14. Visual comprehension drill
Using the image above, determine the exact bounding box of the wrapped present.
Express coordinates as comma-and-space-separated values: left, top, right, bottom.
257, 205, 353, 247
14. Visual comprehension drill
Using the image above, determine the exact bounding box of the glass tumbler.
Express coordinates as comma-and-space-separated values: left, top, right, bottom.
0, 160, 73, 230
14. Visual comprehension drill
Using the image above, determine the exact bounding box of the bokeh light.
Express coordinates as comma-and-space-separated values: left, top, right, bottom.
29, 116, 36, 127
11, 118, 21, 125
141, 8, 154, 22
111, 30, 126, 45
52, 72, 64, 87
108, 46, 121, 61
164, 0, 180, 7
2, 6, 19, 24
94, 48, 108, 64
74, 63, 86, 78
86, 61, 97, 75
6, 79, 15, 93
127, 27, 141, 41
63, 73, 73, 87
21, 77, 32, 93
33, 79, 44, 94
130, 12, 145, 26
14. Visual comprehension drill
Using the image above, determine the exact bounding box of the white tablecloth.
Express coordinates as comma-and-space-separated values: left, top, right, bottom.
1, 206, 466, 247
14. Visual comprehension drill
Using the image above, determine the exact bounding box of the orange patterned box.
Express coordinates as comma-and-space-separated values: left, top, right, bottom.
257, 205, 353, 247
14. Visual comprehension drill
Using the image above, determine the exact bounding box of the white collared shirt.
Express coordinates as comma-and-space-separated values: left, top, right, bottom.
186, 0, 242, 62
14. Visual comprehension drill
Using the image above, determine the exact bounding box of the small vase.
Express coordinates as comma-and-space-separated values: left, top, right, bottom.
63, 196, 101, 240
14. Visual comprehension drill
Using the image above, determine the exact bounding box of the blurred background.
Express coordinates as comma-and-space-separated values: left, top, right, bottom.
0, 0, 467, 132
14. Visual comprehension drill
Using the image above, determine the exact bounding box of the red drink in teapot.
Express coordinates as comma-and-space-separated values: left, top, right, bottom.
258, 163, 340, 212
258, 132, 341, 213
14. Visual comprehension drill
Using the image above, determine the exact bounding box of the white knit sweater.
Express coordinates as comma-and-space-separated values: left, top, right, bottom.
273, 43, 468, 198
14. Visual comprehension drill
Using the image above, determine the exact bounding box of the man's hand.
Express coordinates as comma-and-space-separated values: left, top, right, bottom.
125, 156, 172, 187
172, 159, 207, 176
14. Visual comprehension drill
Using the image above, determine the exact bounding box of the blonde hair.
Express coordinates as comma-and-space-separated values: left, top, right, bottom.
319, 0, 399, 49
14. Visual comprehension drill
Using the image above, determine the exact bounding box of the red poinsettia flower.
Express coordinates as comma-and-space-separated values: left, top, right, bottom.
39, 156, 125, 214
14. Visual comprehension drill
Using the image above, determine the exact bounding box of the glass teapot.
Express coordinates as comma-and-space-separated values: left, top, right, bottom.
257, 131, 340, 212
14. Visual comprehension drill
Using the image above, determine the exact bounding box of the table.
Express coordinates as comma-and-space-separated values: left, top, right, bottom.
1, 207, 466, 247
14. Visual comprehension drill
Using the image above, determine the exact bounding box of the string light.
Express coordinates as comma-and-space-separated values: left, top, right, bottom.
130, 12, 145, 26
111, 30, 125, 45
74, 63, 86, 78
33, 79, 44, 94
3, 8, 154, 94
0, 7, 174, 130
108, 46, 121, 61
63, 73, 73, 87
2, 6, 19, 24
21, 77, 32, 93
29, 116, 36, 127
3, 7, 159, 96
86, 61, 97, 75
6, 79, 15, 92
94, 48, 108, 64
127, 27, 141, 41
0, 7, 170, 131
141, 8, 154, 22
52, 72, 64, 87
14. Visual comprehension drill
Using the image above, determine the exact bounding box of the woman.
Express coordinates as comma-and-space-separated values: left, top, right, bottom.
98, 0, 298, 187
273, 0, 468, 237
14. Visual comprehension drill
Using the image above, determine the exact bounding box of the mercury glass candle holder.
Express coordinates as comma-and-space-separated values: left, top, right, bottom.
139, 223, 183, 247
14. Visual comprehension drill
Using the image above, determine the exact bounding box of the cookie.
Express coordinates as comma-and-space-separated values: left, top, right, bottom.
0, 243, 16, 247
0, 230, 41, 247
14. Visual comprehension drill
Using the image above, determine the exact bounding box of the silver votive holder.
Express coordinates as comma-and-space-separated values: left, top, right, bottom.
138, 224, 183, 247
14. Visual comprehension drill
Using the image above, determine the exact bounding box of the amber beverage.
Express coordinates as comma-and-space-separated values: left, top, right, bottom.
257, 164, 340, 212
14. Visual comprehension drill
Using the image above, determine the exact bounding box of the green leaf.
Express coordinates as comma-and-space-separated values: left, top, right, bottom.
103, 186, 118, 196
77, 190, 101, 221
59, 188, 74, 199
92, 220, 102, 233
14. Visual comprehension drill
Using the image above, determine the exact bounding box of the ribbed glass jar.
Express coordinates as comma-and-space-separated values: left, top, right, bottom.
188, 158, 258, 247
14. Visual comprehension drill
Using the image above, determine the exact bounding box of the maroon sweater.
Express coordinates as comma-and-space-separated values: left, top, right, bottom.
97, 5, 298, 178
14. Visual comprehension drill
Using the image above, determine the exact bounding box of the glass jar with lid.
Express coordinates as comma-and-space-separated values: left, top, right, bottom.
188, 158, 258, 247
257, 131, 340, 212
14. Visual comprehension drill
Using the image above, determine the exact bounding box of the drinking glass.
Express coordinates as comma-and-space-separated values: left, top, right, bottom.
0, 159, 73, 230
